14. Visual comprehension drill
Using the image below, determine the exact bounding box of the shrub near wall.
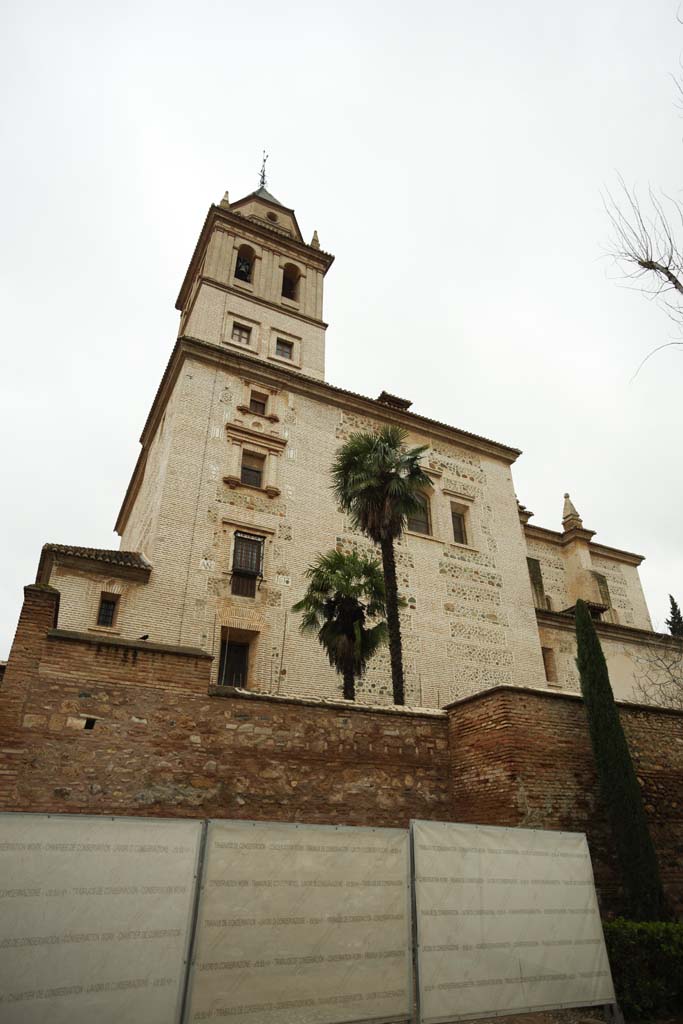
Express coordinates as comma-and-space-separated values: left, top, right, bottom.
603, 919, 683, 1018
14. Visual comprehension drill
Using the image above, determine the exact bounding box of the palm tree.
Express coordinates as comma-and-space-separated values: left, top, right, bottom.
331, 425, 431, 705
292, 549, 388, 700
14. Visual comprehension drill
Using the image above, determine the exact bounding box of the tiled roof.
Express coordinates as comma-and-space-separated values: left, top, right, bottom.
42, 545, 151, 570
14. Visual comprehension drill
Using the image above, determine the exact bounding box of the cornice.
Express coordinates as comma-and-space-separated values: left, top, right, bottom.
535, 608, 681, 649
200, 275, 329, 330
37, 549, 151, 585
175, 204, 334, 312
524, 523, 644, 566
115, 338, 522, 535
225, 422, 287, 451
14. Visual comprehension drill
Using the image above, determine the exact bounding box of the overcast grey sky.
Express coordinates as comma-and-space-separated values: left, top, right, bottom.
1, 0, 681, 658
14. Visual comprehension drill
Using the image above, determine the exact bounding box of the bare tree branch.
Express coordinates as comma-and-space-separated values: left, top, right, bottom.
604, 176, 683, 373
633, 637, 683, 709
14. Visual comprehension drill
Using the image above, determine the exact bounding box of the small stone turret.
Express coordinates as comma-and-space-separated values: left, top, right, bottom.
562, 493, 584, 532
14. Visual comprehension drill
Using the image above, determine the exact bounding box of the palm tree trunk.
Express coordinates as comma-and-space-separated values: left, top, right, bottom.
343, 667, 355, 701
380, 537, 405, 705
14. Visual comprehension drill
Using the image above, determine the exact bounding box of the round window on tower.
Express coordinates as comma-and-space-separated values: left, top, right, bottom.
267, 212, 278, 223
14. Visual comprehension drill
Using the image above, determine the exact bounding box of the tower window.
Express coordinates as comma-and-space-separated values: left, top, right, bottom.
240, 451, 265, 488
275, 338, 293, 360
407, 496, 431, 535
231, 322, 252, 346
231, 532, 264, 598
234, 245, 254, 283
249, 391, 268, 416
450, 504, 468, 545
281, 264, 300, 301
97, 594, 119, 628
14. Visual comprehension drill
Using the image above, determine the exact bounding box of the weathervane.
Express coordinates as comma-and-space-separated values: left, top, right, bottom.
259, 150, 268, 188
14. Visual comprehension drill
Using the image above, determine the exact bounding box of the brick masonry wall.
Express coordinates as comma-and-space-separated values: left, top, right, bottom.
447, 687, 683, 918
2, 586, 681, 917
0, 587, 451, 828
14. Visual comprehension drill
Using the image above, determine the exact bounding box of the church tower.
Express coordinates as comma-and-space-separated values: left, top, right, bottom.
176, 184, 334, 381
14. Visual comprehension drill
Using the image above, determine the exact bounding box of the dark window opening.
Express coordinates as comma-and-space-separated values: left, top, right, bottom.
527, 557, 546, 609
542, 647, 558, 684
592, 571, 612, 608
231, 322, 252, 346
234, 246, 254, 283
231, 532, 264, 598
218, 640, 249, 687
407, 498, 430, 535
249, 392, 267, 416
97, 595, 118, 628
240, 451, 265, 488
84, 717, 96, 730
281, 264, 300, 301
275, 338, 293, 360
451, 506, 467, 545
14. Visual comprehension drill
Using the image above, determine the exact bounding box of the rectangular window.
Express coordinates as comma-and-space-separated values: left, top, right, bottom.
592, 571, 612, 608
218, 639, 249, 687
275, 338, 293, 360
240, 451, 265, 488
407, 498, 430, 535
231, 322, 252, 346
249, 391, 267, 416
527, 557, 546, 609
450, 505, 468, 545
97, 594, 118, 628
542, 647, 558, 684
231, 532, 264, 598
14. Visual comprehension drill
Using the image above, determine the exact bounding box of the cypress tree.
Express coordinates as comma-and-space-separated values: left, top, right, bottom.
575, 599, 666, 920
665, 594, 683, 637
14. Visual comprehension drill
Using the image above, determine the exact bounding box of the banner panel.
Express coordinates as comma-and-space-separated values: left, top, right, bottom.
185, 820, 412, 1024
412, 820, 615, 1022
0, 813, 203, 1024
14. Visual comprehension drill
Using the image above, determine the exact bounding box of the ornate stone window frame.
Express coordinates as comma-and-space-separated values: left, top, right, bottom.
224, 423, 286, 498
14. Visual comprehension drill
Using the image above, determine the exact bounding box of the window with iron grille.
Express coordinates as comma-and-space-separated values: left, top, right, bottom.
231, 322, 252, 346
527, 557, 546, 609
592, 571, 612, 608
275, 338, 293, 360
407, 497, 430, 535
231, 532, 264, 598
249, 391, 267, 416
240, 451, 265, 488
451, 505, 468, 545
97, 594, 118, 627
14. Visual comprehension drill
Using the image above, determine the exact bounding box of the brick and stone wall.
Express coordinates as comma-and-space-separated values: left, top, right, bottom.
448, 686, 683, 918
2, 585, 681, 917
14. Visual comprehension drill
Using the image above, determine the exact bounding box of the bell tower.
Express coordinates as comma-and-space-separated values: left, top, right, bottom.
175, 182, 334, 381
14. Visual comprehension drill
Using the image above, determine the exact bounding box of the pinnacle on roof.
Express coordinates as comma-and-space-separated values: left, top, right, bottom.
562, 493, 584, 532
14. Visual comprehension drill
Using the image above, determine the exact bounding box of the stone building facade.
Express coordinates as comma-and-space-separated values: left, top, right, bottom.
3, 181, 683, 917
17, 181, 677, 710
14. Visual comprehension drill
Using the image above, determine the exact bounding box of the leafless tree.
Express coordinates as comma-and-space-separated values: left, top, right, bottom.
633, 636, 683, 709
604, 178, 683, 376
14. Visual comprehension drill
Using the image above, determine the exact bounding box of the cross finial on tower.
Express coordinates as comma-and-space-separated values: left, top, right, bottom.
259, 150, 269, 189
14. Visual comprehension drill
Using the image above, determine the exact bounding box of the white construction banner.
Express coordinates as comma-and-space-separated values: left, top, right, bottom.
412, 820, 615, 1022
185, 819, 412, 1024
0, 813, 203, 1024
